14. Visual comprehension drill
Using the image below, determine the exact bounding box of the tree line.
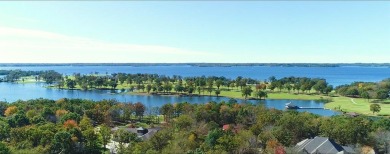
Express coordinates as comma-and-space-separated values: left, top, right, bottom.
1, 70, 336, 101
336, 79, 390, 101
0, 70, 62, 84
0, 98, 389, 153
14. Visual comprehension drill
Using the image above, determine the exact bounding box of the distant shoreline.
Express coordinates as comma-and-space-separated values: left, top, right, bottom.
0, 63, 390, 67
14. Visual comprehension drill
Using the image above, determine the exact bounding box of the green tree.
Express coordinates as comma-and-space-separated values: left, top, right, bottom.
146, 84, 152, 93
0, 102, 8, 116
134, 102, 145, 120
79, 115, 93, 131
323, 85, 333, 95
241, 86, 253, 99
207, 86, 213, 96
8, 112, 30, 127
66, 79, 76, 89
215, 89, 221, 97
0, 121, 10, 141
205, 129, 224, 149
254, 90, 268, 99
197, 86, 201, 95
361, 91, 370, 101
370, 104, 381, 114
99, 124, 111, 149
82, 128, 102, 153
160, 103, 174, 122
0, 142, 10, 154
149, 129, 173, 152
60, 112, 81, 124
216, 79, 223, 90
51, 131, 73, 154
313, 80, 327, 94
175, 115, 194, 130
109, 80, 118, 90
216, 134, 239, 152
376, 89, 389, 99
113, 129, 139, 145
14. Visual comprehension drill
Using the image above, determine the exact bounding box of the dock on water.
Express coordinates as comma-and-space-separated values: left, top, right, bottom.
285, 102, 326, 110
297, 107, 324, 109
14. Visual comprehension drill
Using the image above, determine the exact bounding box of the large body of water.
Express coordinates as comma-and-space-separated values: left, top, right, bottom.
2, 65, 389, 116
1, 65, 390, 86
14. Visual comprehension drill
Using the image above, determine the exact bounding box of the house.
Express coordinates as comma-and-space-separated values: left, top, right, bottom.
295, 136, 355, 154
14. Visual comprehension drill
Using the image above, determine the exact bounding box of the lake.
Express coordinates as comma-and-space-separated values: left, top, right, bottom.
0, 82, 338, 116
2, 65, 388, 116
1, 65, 390, 86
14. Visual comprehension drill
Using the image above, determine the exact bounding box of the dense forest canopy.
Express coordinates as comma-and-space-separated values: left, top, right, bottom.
0, 98, 389, 153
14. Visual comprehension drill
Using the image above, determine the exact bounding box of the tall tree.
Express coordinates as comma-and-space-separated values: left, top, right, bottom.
370, 104, 381, 114
216, 79, 223, 90
215, 89, 221, 97
241, 86, 253, 100
99, 124, 111, 149
160, 103, 174, 122
134, 102, 145, 120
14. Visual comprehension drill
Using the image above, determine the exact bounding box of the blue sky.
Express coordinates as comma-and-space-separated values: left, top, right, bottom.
0, 1, 389, 63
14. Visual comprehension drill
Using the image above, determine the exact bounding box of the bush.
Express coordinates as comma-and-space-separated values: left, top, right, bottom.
0, 142, 10, 154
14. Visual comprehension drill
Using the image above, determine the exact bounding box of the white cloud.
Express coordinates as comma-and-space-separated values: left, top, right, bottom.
0, 26, 214, 63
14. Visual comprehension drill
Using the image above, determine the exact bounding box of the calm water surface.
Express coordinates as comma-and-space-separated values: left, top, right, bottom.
0, 82, 338, 116
1, 65, 390, 86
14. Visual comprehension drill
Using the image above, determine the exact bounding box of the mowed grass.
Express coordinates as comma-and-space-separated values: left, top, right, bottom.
324, 96, 390, 115
221, 88, 390, 116
219, 89, 325, 100
15, 76, 41, 84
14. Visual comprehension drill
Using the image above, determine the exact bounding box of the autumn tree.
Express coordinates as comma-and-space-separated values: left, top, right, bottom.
63, 120, 78, 130
4, 106, 17, 117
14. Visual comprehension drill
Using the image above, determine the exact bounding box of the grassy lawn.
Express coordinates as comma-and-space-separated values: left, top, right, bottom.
219, 89, 325, 100
324, 96, 390, 116
15, 76, 41, 84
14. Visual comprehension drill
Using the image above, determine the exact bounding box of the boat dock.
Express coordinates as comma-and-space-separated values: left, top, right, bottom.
297, 107, 324, 109
285, 102, 326, 110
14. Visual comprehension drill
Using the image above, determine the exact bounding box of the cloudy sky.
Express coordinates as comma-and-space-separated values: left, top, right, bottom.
0, 1, 389, 63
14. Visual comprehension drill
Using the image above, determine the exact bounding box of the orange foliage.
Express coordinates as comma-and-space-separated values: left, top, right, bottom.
266, 139, 281, 150
56, 109, 68, 117
4, 106, 18, 117
63, 120, 78, 129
